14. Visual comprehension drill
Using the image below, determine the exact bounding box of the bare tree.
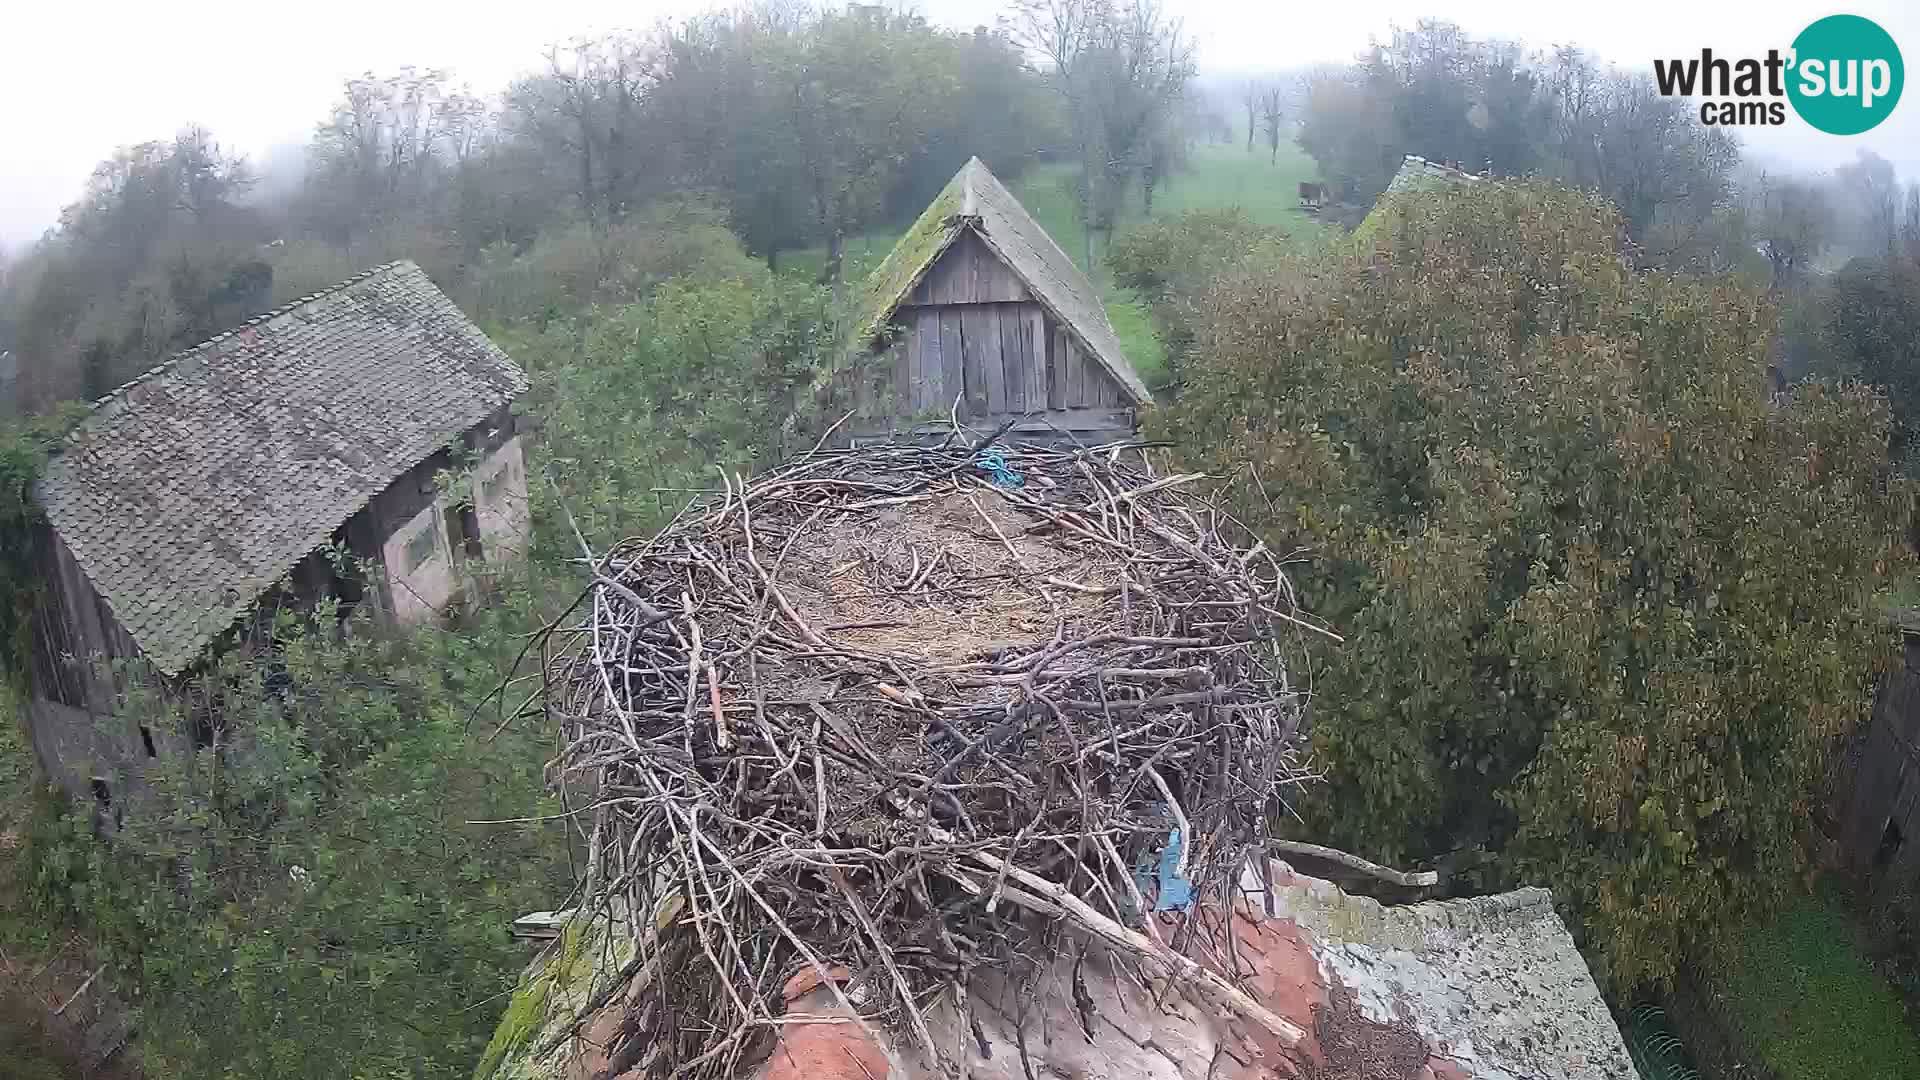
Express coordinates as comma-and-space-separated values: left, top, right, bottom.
1257, 84, 1284, 164
1242, 80, 1258, 152
507, 36, 658, 228
1015, 0, 1195, 264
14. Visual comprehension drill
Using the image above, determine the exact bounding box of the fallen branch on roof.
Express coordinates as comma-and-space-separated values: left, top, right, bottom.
1270, 839, 1440, 888
535, 430, 1327, 1078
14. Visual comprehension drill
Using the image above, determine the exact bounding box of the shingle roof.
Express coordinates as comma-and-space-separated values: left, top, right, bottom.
37, 261, 526, 676
854, 157, 1152, 405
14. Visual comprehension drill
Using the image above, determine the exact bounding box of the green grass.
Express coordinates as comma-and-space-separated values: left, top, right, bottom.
1715, 885, 1920, 1080
790, 141, 1327, 390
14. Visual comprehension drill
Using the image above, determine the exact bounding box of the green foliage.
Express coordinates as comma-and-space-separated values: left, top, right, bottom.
1163, 178, 1910, 991
513, 267, 838, 552
0, 406, 85, 689
1108, 208, 1290, 384
13, 582, 574, 1080
1715, 886, 1920, 1080
1815, 256, 1920, 472
461, 202, 758, 327
2, 130, 271, 407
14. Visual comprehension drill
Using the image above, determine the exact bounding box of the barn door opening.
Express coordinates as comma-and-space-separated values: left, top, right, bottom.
1875, 819, 1904, 872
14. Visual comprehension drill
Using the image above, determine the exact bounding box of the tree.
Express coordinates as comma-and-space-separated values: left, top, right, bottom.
1242, 80, 1259, 152
1257, 84, 1284, 165
505, 36, 657, 230
1544, 59, 1739, 267
783, 7, 952, 290
1904, 183, 1920, 262
1836, 149, 1900, 259
301, 69, 488, 243
2, 128, 269, 406
1014, 0, 1196, 264
1162, 179, 1907, 990
1816, 256, 1920, 471
1754, 174, 1833, 290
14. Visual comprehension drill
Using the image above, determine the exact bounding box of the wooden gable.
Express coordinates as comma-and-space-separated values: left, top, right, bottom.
841, 227, 1134, 445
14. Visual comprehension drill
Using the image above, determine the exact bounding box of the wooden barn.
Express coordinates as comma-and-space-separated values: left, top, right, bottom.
1832, 615, 1920, 890
838, 157, 1152, 445
23, 261, 530, 804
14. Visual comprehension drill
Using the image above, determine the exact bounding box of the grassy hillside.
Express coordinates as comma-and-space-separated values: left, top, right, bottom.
791, 141, 1327, 389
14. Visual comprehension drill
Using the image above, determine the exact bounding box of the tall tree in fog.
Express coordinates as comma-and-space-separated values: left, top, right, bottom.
507, 36, 658, 228
1836, 149, 1900, 258
1014, 0, 1195, 265
303, 69, 488, 242
1242, 80, 1258, 152
3, 129, 269, 405
1257, 84, 1284, 165
1753, 174, 1832, 290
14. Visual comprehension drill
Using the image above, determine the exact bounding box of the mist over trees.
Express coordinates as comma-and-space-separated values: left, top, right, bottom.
0, 6, 1087, 409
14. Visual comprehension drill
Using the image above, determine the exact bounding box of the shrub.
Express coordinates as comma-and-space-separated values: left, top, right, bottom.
1107, 209, 1289, 384
1162, 179, 1910, 990
16, 580, 574, 1079
460, 201, 760, 326
513, 270, 839, 552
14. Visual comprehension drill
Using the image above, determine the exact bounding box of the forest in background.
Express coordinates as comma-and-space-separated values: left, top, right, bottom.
0, 3, 1918, 1078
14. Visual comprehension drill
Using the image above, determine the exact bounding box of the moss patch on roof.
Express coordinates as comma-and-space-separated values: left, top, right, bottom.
1356, 155, 1484, 243
852, 175, 966, 344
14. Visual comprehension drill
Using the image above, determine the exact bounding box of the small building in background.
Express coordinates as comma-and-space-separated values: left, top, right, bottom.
24, 260, 529, 800
839, 157, 1152, 446
1356, 154, 1484, 238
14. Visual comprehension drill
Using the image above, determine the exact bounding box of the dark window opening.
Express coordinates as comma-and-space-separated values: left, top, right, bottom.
453, 505, 483, 561
187, 682, 217, 750
1875, 819, 1904, 871
140, 725, 157, 758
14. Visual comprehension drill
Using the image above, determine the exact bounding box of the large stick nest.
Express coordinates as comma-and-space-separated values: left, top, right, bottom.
541, 436, 1326, 1077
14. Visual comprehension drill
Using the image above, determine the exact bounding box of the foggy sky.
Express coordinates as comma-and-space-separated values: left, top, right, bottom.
3, 0, 1917, 249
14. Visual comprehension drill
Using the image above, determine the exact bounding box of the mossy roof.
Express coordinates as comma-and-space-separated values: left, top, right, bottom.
1356, 155, 1485, 242
853, 157, 1150, 406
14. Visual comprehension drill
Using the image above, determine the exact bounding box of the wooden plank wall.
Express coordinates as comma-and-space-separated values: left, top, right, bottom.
845, 230, 1137, 440
1833, 633, 1920, 891
905, 231, 1032, 306
29, 525, 144, 713
880, 302, 1130, 422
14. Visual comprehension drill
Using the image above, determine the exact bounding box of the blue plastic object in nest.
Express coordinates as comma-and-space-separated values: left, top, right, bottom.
1133, 824, 1195, 912
972, 449, 1025, 490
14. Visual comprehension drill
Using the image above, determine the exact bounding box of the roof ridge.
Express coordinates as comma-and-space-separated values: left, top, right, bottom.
79, 260, 416, 418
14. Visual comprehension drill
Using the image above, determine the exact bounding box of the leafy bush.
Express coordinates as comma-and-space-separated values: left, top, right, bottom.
1162, 179, 1910, 990
1815, 256, 1920, 473
460, 202, 760, 326
1107, 209, 1288, 384
512, 269, 839, 552
16, 581, 574, 1079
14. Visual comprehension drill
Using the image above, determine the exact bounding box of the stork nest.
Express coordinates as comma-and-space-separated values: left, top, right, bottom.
538, 436, 1327, 1077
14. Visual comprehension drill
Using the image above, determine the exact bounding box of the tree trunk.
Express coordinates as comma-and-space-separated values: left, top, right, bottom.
1080, 159, 1094, 272
821, 229, 845, 294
